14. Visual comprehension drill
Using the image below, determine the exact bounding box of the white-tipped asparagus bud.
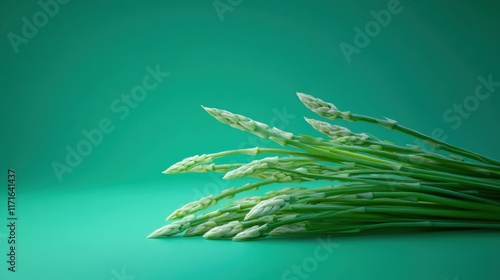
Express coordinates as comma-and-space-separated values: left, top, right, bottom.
304, 117, 370, 145
333, 134, 369, 145
232, 225, 267, 241
223, 158, 273, 180
255, 170, 298, 182
202, 106, 270, 137
229, 196, 263, 206
147, 215, 195, 238
224, 157, 308, 181
202, 106, 295, 146
201, 210, 223, 219
167, 195, 217, 220
147, 223, 183, 238
304, 118, 352, 139
163, 154, 214, 174
244, 195, 290, 221
256, 215, 277, 224
203, 221, 243, 239
297, 93, 351, 121
184, 221, 217, 237
269, 222, 307, 236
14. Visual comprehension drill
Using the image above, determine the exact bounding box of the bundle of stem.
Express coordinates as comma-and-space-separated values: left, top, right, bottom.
148, 93, 500, 241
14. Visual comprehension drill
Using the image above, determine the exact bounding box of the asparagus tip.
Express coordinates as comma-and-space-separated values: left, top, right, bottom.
166, 214, 175, 220
147, 227, 165, 238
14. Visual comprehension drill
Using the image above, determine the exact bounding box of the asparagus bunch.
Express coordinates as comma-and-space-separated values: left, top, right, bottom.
148, 93, 500, 241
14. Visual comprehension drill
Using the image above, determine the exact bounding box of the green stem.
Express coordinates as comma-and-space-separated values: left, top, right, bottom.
349, 112, 500, 166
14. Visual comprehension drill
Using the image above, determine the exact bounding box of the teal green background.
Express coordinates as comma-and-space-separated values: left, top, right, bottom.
1, 0, 499, 279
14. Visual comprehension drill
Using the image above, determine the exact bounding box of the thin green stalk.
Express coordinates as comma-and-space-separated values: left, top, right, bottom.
297, 93, 500, 166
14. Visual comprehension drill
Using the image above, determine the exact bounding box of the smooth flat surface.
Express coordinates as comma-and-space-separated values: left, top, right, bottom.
1, 1, 500, 279
7, 181, 500, 280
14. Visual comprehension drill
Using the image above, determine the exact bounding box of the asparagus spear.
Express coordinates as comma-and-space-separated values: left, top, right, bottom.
148, 93, 500, 241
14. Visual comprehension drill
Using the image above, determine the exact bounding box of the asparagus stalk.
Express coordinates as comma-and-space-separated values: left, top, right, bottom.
148, 92, 500, 241
297, 92, 500, 166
